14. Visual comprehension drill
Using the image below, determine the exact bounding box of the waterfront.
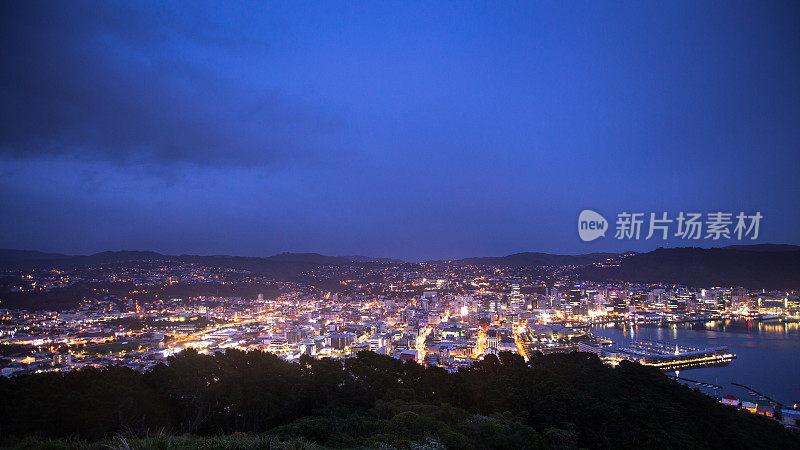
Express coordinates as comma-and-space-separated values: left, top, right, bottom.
592, 320, 800, 406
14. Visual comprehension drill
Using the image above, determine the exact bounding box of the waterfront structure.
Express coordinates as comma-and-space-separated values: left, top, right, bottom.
604, 339, 736, 370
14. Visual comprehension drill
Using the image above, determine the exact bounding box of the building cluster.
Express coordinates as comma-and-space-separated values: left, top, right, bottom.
720, 393, 800, 427
2, 259, 799, 427
1, 261, 797, 381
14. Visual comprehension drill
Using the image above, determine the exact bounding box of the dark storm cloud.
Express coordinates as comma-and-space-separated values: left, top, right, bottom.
1, 1, 799, 259
0, 1, 338, 167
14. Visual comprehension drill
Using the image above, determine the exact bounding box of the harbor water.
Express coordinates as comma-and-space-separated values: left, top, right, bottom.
591, 319, 800, 406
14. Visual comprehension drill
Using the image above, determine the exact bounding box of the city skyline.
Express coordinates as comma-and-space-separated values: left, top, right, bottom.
0, 0, 800, 450
2, 246, 799, 439
3, 2, 800, 447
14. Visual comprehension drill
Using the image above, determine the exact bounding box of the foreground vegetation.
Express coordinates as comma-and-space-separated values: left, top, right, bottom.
1, 350, 797, 448
4, 434, 319, 450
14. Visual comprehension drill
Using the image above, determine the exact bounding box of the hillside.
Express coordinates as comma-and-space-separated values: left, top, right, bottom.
0, 249, 401, 276
443, 251, 619, 267
4, 245, 799, 290
723, 244, 800, 252
1, 350, 797, 448
0, 249, 72, 265
578, 246, 800, 289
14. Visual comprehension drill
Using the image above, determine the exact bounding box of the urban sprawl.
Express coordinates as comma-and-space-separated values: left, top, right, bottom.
1, 255, 799, 428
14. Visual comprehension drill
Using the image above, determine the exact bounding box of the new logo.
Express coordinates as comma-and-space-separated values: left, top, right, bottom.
578, 209, 608, 241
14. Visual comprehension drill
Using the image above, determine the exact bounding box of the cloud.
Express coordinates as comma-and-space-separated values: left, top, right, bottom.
0, 1, 342, 168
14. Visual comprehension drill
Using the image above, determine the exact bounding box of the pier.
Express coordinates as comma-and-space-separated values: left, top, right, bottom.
609, 339, 736, 370
668, 375, 723, 390
731, 382, 784, 408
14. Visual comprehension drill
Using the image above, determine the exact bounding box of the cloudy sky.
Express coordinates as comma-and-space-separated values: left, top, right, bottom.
1, 1, 798, 260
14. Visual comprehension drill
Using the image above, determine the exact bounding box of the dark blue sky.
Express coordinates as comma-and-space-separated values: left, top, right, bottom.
1, 1, 799, 260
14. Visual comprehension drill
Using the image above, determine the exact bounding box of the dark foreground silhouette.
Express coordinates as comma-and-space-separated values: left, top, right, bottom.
1, 350, 797, 448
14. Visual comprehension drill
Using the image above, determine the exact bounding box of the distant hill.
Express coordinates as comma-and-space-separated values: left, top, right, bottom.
578, 246, 800, 289
264, 252, 403, 265
4, 245, 799, 289
345, 254, 405, 264
0, 249, 72, 264
442, 251, 619, 267
0, 249, 403, 277
0, 250, 175, 272
723, 243, 800, 252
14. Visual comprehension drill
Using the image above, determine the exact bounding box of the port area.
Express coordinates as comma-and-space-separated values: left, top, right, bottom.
602, 339, 736, 370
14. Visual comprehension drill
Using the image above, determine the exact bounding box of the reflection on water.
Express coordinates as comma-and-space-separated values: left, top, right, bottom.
592, 319, 800, 405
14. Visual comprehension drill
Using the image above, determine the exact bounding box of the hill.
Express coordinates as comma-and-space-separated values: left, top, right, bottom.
578, 246, 800, 289
264, 252, 403, 265
442, 251, 619, 267
0, 249, 402, 277
0, 249, 72, 265
723, 243, 800, 252
0, 350, 797, 448
4, 245, 799, 289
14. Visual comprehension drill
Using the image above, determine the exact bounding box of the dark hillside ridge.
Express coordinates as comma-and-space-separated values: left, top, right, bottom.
578, 246, 800, 289
3, 244, 798, 289
439, 251, 619, 267
0, 249, 401, 276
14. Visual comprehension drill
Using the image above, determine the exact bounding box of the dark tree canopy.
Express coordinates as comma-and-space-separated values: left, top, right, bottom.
1, 350, 797, 448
